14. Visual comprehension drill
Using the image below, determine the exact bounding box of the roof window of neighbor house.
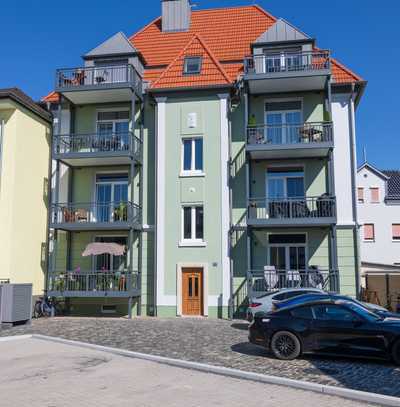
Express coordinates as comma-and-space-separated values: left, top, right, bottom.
184, 57, 202, 75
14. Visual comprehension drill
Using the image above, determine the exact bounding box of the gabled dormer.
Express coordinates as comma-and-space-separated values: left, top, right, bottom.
244, 18, 330, 93
83, 31, 144, 77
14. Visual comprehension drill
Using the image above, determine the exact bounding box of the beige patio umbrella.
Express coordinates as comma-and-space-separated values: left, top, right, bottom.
82, 242, 125, 257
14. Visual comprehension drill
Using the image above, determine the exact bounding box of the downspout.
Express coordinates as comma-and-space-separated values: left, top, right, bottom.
44, 113, 54, 296
349, 83, 361, 299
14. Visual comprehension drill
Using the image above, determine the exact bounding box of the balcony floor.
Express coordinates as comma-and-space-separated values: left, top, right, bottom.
247, 217, 337, 228
47, 289, 140, 298
56, 154, 135, 168
246, 142, 333, 160
59, 87, 137, 105
244, 69, 330, 94
50, 222, 141, 231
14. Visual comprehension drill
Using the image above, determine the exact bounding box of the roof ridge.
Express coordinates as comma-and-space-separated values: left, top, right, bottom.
195, 34, 231, 83
151, 33, 230, 88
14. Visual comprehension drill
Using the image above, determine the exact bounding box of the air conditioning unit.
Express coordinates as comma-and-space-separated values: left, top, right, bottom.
0, 283, 32, 324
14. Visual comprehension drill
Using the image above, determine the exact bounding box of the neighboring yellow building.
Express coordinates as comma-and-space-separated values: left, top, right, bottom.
0, 88, 52, 297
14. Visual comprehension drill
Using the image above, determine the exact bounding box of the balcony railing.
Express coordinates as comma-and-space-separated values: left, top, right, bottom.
0, 279, 10, 284
244, 50, 330, 75
51, 202, 141, 227
47, 270, 139, 295
53, 132, 141, 157
248, 196, 336, 222
247, 122, 333, 146
248, 268, 339, 298
55, 64, 142, 93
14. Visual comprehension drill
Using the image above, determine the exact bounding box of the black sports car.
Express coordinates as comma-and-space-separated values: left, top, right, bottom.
249, 298, 400, 364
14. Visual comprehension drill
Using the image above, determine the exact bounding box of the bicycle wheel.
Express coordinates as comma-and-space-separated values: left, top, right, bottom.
33, 301, 43, 318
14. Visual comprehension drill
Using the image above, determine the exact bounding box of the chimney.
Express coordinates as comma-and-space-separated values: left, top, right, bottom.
162, 0, 191, 32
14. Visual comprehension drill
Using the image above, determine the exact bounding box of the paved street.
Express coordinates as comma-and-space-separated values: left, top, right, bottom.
1, 317, 400, 398
0, 337, 377, 407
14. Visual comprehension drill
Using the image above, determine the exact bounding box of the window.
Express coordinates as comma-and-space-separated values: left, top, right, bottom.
182, 206, 204, 244
182, 138, 203, 174
184, 57, 202, 75
265, 101, 302, 144
96, 110, 130, 151
291, 306, 313, 320
95, 236, 127, 272
312, 304, 355, 321
96, 173, 128, 222
268, 234, 307, 272
357, 187, 364, 203
370, 187, 380, 203
267, 167, 305, 199
363, 224, 375, 242
392, 224, 400, 241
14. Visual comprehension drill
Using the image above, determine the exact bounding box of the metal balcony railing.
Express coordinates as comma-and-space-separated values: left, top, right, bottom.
51, 202, 141, 226
47, 270, 139, 294
244, 50, 330, 75
247, 122, 333, 146
55, 64, 142, 93
53, 132, 141, 157
248, 196, 336, 221
248, 268, 339, 298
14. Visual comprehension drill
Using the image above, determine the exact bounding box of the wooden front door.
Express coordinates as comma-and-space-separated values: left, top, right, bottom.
182, 268, 203, 316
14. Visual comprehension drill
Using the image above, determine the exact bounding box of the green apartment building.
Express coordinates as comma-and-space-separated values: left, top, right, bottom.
44, 0, 365, 318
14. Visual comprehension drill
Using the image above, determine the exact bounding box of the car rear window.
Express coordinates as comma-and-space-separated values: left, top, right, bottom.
290, 306, 313, 319
285, 290, 314, 300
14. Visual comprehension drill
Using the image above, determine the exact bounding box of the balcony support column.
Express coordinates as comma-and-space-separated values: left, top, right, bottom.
327, 149, 336, 197
246, 228, 252, 301
329, 225, 339, 292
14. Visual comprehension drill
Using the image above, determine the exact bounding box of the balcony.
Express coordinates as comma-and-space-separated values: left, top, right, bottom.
248, 268, 339, 298
50, 202, 141, 231
247, 196, 336, 227
244, 50, 330, 93
47, 270, 140, 298
53, 132, 141, 166
55, 64, 142, 104
247, 122, 333, 159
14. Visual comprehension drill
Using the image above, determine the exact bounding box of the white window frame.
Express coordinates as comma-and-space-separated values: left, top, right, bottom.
180, 205, 206, 247
91, 234, 128, 272
264, 98, 303, 144
180, 136, 204, 177
266, 232, 308, 271
96, 108, 130, 134
93, 171, 129, 223
265, 166, 305, 200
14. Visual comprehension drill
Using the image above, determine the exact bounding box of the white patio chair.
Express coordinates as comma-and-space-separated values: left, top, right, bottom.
286, 269, 301, 288
264, 266, 278, 290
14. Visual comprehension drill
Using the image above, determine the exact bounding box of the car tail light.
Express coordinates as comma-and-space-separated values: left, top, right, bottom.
249, 302, 262, 308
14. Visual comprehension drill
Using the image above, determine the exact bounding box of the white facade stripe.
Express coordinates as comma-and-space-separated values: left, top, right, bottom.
218, 94, 230, 307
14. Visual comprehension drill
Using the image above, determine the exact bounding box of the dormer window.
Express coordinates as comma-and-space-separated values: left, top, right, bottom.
184, 57, 202, 75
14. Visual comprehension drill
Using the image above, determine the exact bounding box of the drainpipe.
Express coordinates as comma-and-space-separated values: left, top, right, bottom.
349, 83, 361, 299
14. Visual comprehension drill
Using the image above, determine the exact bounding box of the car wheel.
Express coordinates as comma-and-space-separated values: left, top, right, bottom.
392, 340, 400, 365
270, 331, 301, 361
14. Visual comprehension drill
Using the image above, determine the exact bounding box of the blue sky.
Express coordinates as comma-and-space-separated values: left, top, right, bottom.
1, 0, 399, 168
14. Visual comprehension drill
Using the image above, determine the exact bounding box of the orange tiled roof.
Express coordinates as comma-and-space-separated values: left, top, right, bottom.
151, 34, 231, 89
42, 4, 362, 99
131, 5, 362, 89
42, 91, 59, 103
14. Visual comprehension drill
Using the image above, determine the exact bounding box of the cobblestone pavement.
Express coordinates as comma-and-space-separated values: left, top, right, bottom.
1, 317, 400, 398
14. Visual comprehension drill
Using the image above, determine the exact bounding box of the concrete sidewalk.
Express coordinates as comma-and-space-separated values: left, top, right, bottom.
0, 338, 375, 407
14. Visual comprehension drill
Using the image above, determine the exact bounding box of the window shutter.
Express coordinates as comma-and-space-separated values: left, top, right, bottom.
357, 188, 364, 202
392, 224, 400, 240
364, 224, 375, 240
370, 188, 380, 203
